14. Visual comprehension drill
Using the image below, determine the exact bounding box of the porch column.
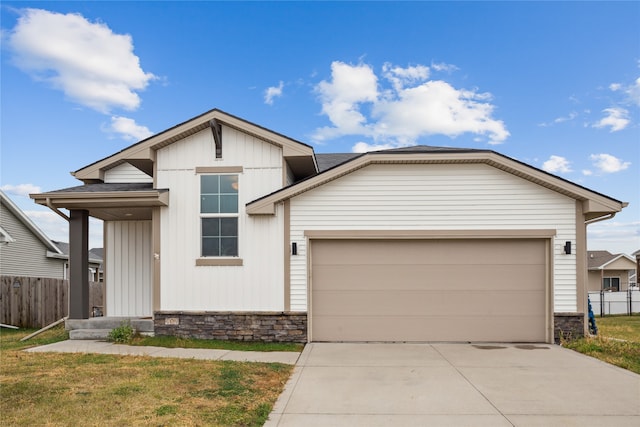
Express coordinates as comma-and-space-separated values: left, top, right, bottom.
69, 209, 89, 319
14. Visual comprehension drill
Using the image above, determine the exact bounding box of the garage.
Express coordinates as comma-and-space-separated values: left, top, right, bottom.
310, 238, 549, 342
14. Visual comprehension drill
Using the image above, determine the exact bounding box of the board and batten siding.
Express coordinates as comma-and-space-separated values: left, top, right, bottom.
0, 204, 65, 279
156, 126, 285, 311
289, 163, 577, 313
105, 220, 152, 316
104, 162, 153, 183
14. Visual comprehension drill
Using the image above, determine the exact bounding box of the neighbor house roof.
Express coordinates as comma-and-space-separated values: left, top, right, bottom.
0, 190, 63, 255
587, 250, 637, 270
247, 146, 627, 217
52, 240, 103, 265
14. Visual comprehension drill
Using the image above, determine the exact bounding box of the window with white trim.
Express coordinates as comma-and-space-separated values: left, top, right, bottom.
200, 174, 239, 257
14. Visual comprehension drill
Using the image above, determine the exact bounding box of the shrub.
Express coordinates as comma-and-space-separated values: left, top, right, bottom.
108, 320, 135, 344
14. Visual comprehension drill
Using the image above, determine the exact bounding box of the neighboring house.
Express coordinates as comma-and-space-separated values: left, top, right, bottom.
51, 241, 104, 282
0, 190, 67, 279
587, 250, 637, 292
31, 109, 627, 343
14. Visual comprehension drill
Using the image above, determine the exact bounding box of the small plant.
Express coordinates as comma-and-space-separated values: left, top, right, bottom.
108, 320, 135, 344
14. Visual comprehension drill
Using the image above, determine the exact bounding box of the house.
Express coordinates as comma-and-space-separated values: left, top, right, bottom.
1, 190, 67, 279
31, 109, 627, 343
587, 250, 637, 292
52, 241, 104, 283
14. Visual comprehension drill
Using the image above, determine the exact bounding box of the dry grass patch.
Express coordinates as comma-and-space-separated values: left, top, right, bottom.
1, 327, 293, 426
564, 315, 640, 375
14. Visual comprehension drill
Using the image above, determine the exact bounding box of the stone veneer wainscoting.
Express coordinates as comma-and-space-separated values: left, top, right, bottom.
554, 313, 585, 343
154, 311, 307, 343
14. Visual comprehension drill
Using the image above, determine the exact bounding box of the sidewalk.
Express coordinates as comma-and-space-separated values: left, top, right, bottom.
25, 340, 301, 365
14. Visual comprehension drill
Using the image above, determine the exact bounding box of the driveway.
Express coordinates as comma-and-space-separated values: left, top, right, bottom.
266, 343, 640, 426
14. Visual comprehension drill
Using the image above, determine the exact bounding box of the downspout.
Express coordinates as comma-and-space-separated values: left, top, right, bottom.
46, 198, 70, 221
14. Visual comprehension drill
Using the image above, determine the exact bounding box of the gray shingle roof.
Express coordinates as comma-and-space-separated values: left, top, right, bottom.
44, 183, 156, 193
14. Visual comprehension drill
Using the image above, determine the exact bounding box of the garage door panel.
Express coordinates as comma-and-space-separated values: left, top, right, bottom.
312, 239, 545, 266
312, 264, 546, 292
313, 290, 546, 317
313, 315, 546, 342
311, 238, 548, 342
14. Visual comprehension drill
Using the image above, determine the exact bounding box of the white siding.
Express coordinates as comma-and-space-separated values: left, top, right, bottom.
156, 126, 285, 311
104, 163, 153, 183
289, 163, 577, 313
105, 220, 153, 316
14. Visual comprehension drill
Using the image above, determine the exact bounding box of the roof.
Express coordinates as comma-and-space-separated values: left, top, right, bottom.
52, 240, 103, 265
587, 250, 637, 270
0, 190, 63, 255
247, 146, 627, 216
72, 108, 317, 183
316, 153, 362, 172
31, 183, 169, 221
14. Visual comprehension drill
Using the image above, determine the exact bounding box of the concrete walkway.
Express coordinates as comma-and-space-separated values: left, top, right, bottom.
25, 339, 301, 365
266, 343, 640, 427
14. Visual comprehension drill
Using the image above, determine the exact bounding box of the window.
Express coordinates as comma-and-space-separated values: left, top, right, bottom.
200, 174, 238, 257
602, 277, 620, 292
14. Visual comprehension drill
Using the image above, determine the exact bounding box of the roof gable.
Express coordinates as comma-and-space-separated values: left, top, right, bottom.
73, 108, 317, 183
247, 147, 626, 216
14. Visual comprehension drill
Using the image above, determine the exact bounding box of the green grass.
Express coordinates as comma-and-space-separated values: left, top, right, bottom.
564, 315, 640, 375
0, 326, 294, 426
131, 334, 305, 352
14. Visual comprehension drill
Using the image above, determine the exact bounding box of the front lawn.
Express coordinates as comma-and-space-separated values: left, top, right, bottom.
564, 315, 640, 375
0, 326, 293, 426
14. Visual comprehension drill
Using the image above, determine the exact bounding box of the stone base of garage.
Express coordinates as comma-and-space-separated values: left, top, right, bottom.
554, 313, 585, 343
153, 311, 308, 343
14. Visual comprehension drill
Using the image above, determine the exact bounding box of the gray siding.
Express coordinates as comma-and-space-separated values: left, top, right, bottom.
0, 204, 66, 279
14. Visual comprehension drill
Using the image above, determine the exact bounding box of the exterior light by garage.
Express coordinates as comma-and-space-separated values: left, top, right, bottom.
564, 241, 572, 255
291, 242, 298, 255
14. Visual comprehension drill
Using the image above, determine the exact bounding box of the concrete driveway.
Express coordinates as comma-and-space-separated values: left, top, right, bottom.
266, 343, 640, 427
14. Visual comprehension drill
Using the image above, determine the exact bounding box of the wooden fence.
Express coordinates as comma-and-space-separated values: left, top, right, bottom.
0, 276, 104, 328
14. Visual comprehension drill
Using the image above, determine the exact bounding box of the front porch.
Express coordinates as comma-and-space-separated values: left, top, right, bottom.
66, 317, 154, 340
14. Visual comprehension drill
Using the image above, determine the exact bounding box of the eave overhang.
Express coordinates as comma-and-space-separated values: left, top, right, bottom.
246, 151, 626, 216
31, 189, 169, 221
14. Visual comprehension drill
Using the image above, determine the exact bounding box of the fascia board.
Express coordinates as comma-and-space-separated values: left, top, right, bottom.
31, 190, 169, 209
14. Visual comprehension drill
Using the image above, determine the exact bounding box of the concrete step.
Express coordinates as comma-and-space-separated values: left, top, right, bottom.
69, 329, 111, 340
66, 317, 154, 333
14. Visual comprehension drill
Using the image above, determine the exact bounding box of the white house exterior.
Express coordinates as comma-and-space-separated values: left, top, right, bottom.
31, 109, 627, 343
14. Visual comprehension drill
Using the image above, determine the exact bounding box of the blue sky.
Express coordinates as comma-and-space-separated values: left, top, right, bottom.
1, 1, 639, 254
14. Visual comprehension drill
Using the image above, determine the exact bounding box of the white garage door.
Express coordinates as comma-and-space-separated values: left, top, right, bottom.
310, 238, 548, 342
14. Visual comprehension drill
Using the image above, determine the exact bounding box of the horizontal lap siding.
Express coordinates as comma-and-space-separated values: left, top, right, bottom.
157, 127, 284, 311
290, 163, 576, 313
104, 163, 153, 183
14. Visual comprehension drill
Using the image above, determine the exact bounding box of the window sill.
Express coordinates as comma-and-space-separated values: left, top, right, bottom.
196, 258, 243, 266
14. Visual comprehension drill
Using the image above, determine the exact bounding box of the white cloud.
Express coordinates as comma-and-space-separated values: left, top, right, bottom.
627, 77, 640, 106
582, 169, 593, 176
1, 183, 42, 197
352, 141, 405, 153
587, 220, 640, 255
7, 8, 155, 113
108, 116, 153, 141
24, 210, 104, 249
539, 111, 578, 127
264, 81, 284, 105
593, 107, 630, 132
589, 153, 631, 173
313, 61, 509, 148
431, 62, 459, 73
542, 155, 572, 174
609, 83, 622, 91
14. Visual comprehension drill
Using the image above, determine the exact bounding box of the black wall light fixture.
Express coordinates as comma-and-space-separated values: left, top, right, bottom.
291, 242, 297, 255
564, 241, 572, 255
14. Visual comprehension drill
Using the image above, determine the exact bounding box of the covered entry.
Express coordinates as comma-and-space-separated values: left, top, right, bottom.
310, 237, 550, 342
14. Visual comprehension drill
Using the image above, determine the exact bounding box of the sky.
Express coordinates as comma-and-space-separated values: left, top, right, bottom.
1, 1, 639, 254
